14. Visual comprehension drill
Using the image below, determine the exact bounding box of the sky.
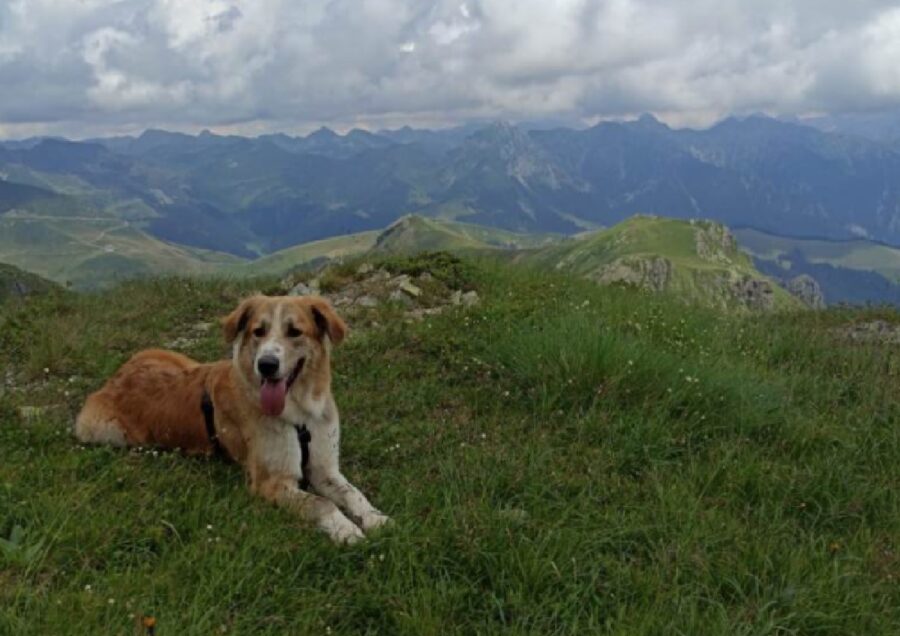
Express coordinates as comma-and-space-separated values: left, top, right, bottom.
1, 0, 900, 138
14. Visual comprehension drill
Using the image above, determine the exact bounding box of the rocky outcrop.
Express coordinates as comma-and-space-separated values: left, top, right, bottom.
729, 275, 776, 311
785, 275, 825, 309
282, 260, 478, 327
835, 320, 900, 344
694, 221, 738, 263
761, 270, 827, 309
591, 256, 672, 292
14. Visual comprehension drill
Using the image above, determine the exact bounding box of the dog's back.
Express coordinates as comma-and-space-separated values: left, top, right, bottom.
76, 349, 226, 453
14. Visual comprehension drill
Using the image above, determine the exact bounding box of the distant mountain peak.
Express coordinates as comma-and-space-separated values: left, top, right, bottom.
308, 126, 339, 140
467, 121, 532, 147
635, 113, 667, 128
135, 129, 195, 147
478, 120, 521, 136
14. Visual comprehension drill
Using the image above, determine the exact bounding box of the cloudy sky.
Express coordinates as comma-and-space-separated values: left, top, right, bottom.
1, 0, 900, 138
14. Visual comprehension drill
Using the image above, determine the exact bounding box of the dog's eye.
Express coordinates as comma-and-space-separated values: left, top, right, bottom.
252, 326, 267, 338
286, 325, 302, 338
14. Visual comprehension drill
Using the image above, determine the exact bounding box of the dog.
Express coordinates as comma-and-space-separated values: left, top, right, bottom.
75, 294, 389, 544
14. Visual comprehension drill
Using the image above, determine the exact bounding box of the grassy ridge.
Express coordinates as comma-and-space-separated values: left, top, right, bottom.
239, 215, 560, 279
239, 231, 382, 277
371, 215, 559, 254
521, 216, 802, 310
1, 256, 899, 634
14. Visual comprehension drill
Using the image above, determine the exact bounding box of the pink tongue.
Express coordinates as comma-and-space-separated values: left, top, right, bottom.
260, 379, 288, 417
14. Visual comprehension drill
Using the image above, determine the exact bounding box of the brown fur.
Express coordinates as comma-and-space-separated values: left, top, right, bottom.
75, 295, 384, 543
77, 295, 342, 461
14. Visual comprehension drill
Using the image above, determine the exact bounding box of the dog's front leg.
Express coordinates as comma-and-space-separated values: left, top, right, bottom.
307, 416, 391, 533
310, 471, 391, 533
255, 476, 364, 544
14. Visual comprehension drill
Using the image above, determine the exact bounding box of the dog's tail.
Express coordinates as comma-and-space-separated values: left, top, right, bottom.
74, 393, 127, 447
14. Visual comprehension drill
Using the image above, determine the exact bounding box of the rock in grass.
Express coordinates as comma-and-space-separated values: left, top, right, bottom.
389, 289, 413, 306
461, 290, 479, 306
838, 320, 900, 344
289, 278, 321, 296
17, 405, 57, 423
497, 507, 528, 525
399, 281, 422, 298
288, 282, 313, 296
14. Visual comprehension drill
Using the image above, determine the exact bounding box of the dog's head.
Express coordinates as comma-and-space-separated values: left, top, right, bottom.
221, 295, 347, 417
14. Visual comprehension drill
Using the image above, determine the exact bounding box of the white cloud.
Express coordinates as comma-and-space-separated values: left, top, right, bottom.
1, 0, 900, 137
861, 8, 900, 96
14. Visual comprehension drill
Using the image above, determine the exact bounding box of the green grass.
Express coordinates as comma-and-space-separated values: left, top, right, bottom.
1, 255, 899, 634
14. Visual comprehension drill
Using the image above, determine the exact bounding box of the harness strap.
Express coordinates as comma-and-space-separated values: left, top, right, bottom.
200, 389, 225, 457
296, 425, 311, 491
201, 388, 309, 487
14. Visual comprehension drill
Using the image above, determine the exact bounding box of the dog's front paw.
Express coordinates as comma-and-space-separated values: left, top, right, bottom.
320, 510, 365, 545
360, 511, 392, 532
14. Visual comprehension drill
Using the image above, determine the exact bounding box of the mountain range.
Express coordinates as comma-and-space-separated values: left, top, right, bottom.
3, 115, 900, 257
4, 115, 900, 303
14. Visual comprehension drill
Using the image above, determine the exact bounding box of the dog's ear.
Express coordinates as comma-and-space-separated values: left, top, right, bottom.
307, 296, 347, 345
222, 296, 262, 344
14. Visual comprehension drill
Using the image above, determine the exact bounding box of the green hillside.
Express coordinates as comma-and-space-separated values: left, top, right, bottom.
236, 215, 560, 278
5, 209, 890, 309
0, 212, 555, 290
0, 263, 60, 303
239, 230, 382, 277
734, 227, 900, 282
1, 254, 898, 633
519, 215, 803, 311
371, 214, 559, 254
0, 215, 244, 290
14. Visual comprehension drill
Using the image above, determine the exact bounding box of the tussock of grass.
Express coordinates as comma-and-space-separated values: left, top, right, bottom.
1, 256, 899, 634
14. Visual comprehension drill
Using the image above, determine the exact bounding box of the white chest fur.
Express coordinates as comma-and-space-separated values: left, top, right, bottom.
254, 420, 303, 478
284, 384, 330, 423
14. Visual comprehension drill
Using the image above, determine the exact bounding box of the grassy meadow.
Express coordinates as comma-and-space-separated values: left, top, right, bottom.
1, 254, 899, 634
0, 215, 243, 290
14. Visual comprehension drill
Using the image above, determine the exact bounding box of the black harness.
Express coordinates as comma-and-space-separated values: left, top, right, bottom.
296, 425, 312, 491
201, 389, 312, 490
200, 389, 224, 457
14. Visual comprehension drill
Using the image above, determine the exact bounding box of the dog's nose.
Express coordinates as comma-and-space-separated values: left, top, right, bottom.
257, 355, 280, 379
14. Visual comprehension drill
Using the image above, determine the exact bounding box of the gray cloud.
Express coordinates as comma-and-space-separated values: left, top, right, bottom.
2, 0, 900, 137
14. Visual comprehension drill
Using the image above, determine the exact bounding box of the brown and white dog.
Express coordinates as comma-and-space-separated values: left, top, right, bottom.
75, 294, 389, 544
